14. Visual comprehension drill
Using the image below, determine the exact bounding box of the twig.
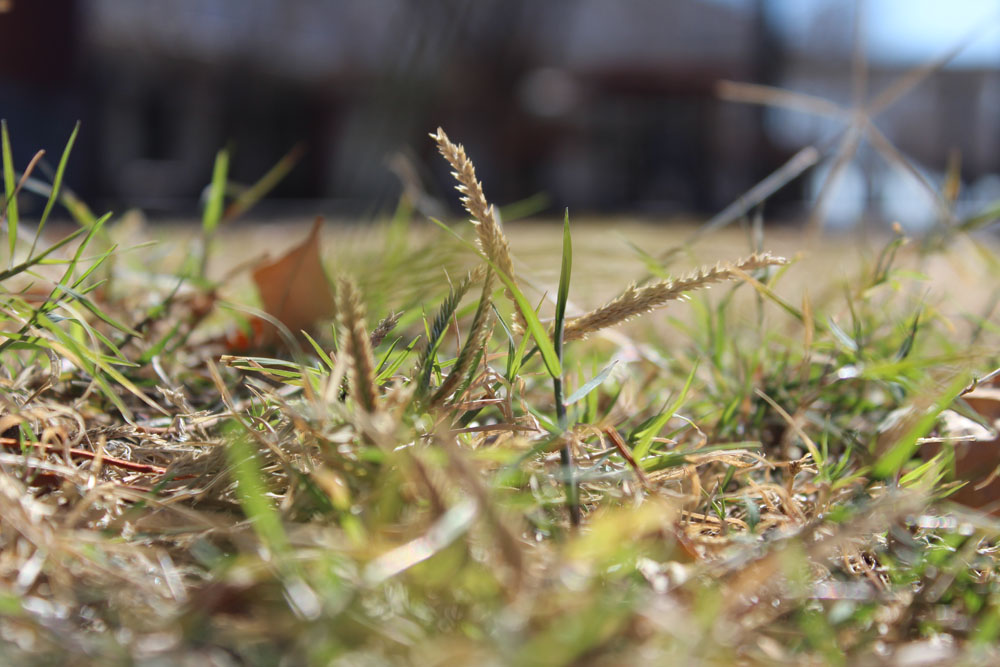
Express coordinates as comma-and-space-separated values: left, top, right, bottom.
604, 427, 650, 489
0, 437, 168, 475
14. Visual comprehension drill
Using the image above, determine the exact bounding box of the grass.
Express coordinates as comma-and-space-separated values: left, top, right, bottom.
0, 123, 999, 666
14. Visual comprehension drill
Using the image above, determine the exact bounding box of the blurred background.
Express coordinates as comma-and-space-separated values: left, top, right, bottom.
2, 0, 1000, 230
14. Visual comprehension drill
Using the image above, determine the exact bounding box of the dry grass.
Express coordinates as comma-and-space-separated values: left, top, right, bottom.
1, 124, 999, 666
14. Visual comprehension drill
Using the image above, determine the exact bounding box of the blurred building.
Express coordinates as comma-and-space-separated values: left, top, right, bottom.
1, 0, 999, 223
0, 0, 773, 217
766, 2, 1000, 228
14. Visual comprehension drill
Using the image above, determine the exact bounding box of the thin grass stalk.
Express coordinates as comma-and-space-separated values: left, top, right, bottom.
553, 211, 579, 526
224, 144, 305, 222
0, 149, 44, 229
692, 145, 821, 242
716, 80, 846, 119
32, 122, 79, 256
554, 345, 580, 524
199, 148, 229, 278
2, 119, 19, 266
563, 252, 788, 341
806, 125, 863, 233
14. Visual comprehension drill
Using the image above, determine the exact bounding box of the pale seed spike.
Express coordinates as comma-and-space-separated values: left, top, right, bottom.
432, 127, 525, 331
337, 277, 379, 413
563, 253, 788, 341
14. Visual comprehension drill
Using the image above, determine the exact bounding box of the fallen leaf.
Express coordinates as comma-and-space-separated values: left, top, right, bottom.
240, 217, 336, 348
924, 387, 1000, 512
963, 387, 1000, 423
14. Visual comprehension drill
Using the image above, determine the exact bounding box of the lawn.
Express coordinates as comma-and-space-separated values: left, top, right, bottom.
1, 124, 1000, 665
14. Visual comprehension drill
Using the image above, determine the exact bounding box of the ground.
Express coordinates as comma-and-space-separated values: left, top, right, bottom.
3, 198, 1000, 664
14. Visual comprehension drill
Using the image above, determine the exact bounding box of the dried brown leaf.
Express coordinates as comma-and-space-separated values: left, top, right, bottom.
248, 216, 336, 345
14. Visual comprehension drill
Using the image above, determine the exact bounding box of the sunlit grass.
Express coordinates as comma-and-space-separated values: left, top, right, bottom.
0, 122, 999, 665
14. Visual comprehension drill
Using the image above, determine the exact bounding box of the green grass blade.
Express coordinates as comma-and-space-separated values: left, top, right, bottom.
302, 330, 336, 372
2, 119, 18, 264
555, 209, 572, 344
493, 304, 528, 382
226, 433, 291, 558
871, 374, 968, 479
377, 335, 421, 383
31, 316, 133, 419
632, 362, 698, 461
826, 316, 859, 353
447, 347, 484, 405
36, 310, 162, 416
374, 336, 402, 376
498, 266, 561, 379
564, 360, 619, 406
32, 122, 79, 254
138, 321, 181, 364
895, 309, 921, 361
375, 336, 403, 381
0, 213, 112, 356
57, 213, 112, 287
553, 209, 579, 526
643, 440, 762, 473
431, 269, 494, 405
52, 282, 141, 337
0, 226, 85, 282
224, 144, 303, 222
958, 199, 1000, 232
203, 149, 229, 236
731, 263, 808, 324
59, 189, 97, 227
497, 191, 550, 222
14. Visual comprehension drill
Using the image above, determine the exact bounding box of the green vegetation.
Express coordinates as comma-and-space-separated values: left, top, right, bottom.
0, 121, 999, 665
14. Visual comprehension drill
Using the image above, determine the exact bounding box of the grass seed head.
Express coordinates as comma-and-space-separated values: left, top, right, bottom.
336, 277, 379, 414
432, 127, 524, 331
563, 252, 789, 341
